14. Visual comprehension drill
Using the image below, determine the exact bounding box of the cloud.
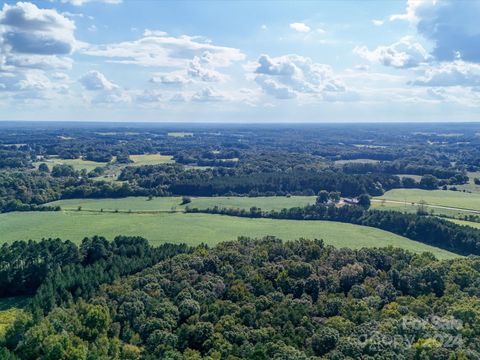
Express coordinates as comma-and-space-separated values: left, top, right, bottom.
251, 54, 349, 100
0, 2, 76, 56
59, 0, 122, 6
411, 61, 480, 87
79, 70, 118, 91
391, 0, 480, 63
135, 89, 163, 103
0, 69, 69, 98
187, 56, 227, 82
191, 87, 227, 102
372, 19, 384, 26
354, 37, 430, 68
150, 72, 191, 86
289, 22, 310, 33
83, 30, 245, 68
255, 77, 296, 99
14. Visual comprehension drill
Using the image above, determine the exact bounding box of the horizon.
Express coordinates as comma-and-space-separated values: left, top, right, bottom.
1, 0, 480, 122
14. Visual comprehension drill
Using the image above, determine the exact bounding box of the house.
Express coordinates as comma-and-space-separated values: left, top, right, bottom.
343, 197, 359, 205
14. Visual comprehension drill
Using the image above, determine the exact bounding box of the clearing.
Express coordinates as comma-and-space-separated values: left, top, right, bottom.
47, 195, 317, 212
0, 211, 458, 259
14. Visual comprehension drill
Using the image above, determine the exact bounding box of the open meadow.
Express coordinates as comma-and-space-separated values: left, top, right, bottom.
34, 153, 174, 172
374, 189, 480, 214
47, 195, 317, 212
0, 210, 458, 259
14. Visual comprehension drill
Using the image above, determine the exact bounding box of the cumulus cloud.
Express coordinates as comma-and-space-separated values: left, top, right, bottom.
289, 22, 310, 33
0, 2, 76, 56
372, 19, 384, 26
255, 77, 296, 99
391, 0, 480, 63
150, 72, 191, 86
411, 61, 480, 87
83, 30, 245, 68
191, 87, 227, 102
187, 56, 227, 82
251, 54, 349, 100
79, 70, 118, 91
0, 69, 69, 98
135, 89, 163, 103
59, 0, 122, 5
354, 37, 430, 68
0, 1, 77, 100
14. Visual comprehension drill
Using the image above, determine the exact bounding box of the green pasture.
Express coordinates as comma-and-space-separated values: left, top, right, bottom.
47, 196, 317, 212
375, 189, 480, 212
0, 211, 458, 259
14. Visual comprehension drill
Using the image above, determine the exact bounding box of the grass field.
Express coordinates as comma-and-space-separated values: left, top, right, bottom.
36, 158, 107, 172
370, 200, 470, 218
35, 154, 174, 173
0, 211, 458, 259
130, 154, 174, 165
455, 171, 480, 194
448, 219, 480, 229
375, 189, 480, 212
47, 196, 317, 212
0, 297, 29, 338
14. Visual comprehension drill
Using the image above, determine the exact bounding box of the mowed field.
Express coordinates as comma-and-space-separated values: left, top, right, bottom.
47, 196, 317, 212
0, 210, 458, 259
375, 189, 480, 213
35, 153, 174, 172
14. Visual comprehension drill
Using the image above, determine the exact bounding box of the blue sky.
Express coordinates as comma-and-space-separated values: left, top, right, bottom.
1, 0, 480, 122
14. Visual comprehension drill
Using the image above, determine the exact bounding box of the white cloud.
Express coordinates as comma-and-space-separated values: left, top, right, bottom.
79, 70, 118, 91
251, 54, 349, 100
187, 56, 227, 82
354, 37, 430, 68
255, 77, 296, 99
391, 0, 480, 63
261, 24, 268, 30
289, 22, 311, 33
135, 89, 163, 103
150, 72, 191, 86
372, 19, 384, 26
83, 30, 245, 68
411, 61, 480, 87
0, 2, 76, 56
191, 87, 228, 102
59, 0, 122, 6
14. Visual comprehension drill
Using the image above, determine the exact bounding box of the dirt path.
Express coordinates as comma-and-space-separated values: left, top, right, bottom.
371, 199, 480, 214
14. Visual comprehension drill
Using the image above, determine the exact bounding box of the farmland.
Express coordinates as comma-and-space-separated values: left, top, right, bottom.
374, 188, 480, 214
0, 210, 458, 259
34, 153, 174, 173
47, 195, 317, 212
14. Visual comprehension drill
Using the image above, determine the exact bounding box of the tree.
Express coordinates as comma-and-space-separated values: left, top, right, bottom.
329, 191, 341, 203
357, 194, 371, 209
38, 163, 50, 173
311, 327, 339, 356
316, 190, 330, 204
420, 175, 439, 190
181, 196, 192, 205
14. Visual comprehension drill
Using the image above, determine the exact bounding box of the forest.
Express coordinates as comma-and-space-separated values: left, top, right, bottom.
2, 237, 480, 359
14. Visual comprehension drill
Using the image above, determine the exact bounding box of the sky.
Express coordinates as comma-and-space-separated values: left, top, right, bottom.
1, 0, 480, 122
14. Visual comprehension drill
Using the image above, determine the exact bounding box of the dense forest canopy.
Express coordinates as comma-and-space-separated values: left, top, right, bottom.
2, 237, 480, 359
